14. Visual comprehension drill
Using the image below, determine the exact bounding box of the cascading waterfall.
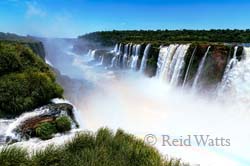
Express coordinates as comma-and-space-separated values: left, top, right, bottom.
156, 44, 179, 81
217, 46, 250, 103
122, 44, 129, 68
111, 44, 121, 68
156, 44, 190, 85
170, 44, 190, 86
100, 55, 104, 65
111, 44, 119, 53
191, 46, 211, 91
139, 44, 151, 73
130, 44, 141, 70
217, 46, 238, 95
88, 49, 97, 60
182, 47, 197, 87
168, 45, 183, 80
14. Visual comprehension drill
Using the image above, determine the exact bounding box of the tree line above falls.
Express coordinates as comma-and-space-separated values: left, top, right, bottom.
79, 29, 250, 46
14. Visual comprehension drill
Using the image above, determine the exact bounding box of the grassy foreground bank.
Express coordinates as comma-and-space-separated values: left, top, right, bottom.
0, 128, 182, 166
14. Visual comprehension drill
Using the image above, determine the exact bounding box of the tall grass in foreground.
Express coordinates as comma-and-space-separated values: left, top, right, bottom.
0, 128, 184, 166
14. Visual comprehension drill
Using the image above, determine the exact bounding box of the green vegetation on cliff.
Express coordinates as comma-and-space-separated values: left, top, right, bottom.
0, 32, 46, 59
79, 29, 250, 46
0, 42, 63, 117
0, 128, 182, 166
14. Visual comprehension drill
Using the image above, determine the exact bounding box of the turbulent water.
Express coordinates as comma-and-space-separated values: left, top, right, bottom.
1, 40, 250, 166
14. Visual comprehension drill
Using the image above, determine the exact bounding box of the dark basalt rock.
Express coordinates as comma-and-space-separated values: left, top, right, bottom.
15, 103, 75, 140
145, 46, 160, 77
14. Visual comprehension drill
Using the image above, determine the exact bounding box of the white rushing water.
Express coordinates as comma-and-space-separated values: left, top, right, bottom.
88, 49, 97, 61
111, 44, 122, 68
156, 44, 178, 81
169, 44, 190, 86
130, 44, 141, 70
122, 44, 129, 68
217, 46, 250, 106
0, 98, 83, 152
0, 98, 82, 144
5, 107, 51, 141
217, 46, 238, 95
139, 44, 151, 73
192, 46, 211, 91
156, 44, 189, 85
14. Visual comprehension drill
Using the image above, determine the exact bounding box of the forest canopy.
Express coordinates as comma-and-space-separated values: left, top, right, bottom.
79, 29, 250, 46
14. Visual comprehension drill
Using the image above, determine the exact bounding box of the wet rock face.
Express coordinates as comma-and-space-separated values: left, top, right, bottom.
145, 46, 160, 77
201, 45, 230, 88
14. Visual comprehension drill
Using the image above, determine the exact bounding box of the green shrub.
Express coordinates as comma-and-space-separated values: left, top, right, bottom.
0, 42, 63, 117
35, 122, 57, 140
55, 116, 71, 132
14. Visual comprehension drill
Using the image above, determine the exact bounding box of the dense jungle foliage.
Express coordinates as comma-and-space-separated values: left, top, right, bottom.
0, 42, 63, 117
79, 29, 250, 46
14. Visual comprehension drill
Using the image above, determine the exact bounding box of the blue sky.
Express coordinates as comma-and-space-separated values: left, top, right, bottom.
0, 0, 250, 37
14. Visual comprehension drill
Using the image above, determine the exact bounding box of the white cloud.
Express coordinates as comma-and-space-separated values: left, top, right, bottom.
26, 1, 46, 18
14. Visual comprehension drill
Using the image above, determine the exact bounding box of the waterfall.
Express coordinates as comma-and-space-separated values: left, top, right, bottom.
139, 44, 151, 73
111, 44, 119, 53
182, 47, 197, 87
100, 55, 104, 66
156, 44, 177, 80
111, 56, 117, 68
155, 44, 189, 85
111, 44, 121, 68
169, 44, 190, 86
217, 47, 250, 103
45, 58, 53, 67
122, 44, 129, 68
88, 49, 96, 60
218, 46, 238, 94
191, 46, 211, 90
167, 45, 184, 81
130, 44, 141, 70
